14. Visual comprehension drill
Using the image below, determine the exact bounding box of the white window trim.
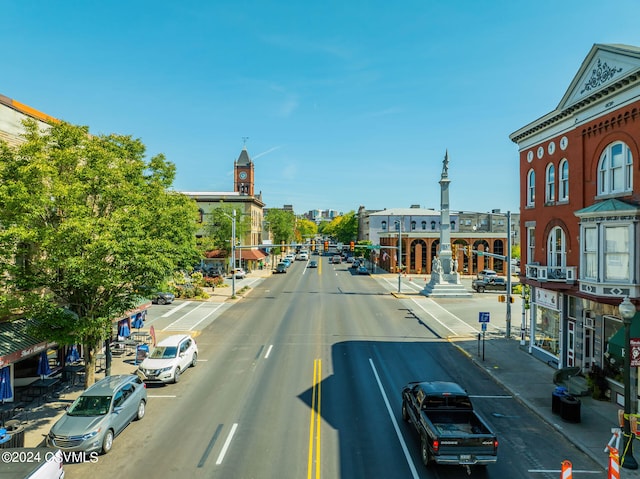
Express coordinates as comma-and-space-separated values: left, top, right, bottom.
545, 163, 555, 203
527, 169, 535, 206
597, 141, 633, 197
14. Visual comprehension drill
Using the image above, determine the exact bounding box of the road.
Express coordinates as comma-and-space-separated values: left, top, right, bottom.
64, 257, 603, 478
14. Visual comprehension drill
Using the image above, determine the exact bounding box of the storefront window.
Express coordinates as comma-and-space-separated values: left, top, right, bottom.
603, 315, 624, 381
605, 226, 629, 281
535, 306, 560, 355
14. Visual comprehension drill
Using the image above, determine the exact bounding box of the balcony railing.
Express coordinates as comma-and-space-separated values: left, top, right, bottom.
525, 264, 577, 283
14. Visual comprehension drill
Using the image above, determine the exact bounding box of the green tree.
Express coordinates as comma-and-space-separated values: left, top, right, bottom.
294, 218, 318, 243
0, 120, 200, 387
323, 211, 358, 244
265, 209, 296, 250
203, 205, 251, 255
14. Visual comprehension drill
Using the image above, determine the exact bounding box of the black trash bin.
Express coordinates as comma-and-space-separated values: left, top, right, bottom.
0, 420, 25, 448
560, 394, 581, 423
552, 386, 568, 415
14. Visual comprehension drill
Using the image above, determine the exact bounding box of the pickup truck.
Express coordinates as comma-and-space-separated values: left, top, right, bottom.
472, 277, 513, 293
401, 381, 498, 471
0, 448, 65, 479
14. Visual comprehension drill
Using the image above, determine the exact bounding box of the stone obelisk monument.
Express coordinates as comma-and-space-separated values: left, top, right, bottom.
421, 151, 472, 298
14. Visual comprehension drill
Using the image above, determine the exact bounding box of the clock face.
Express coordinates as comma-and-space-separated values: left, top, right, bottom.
239, 171, 247, 180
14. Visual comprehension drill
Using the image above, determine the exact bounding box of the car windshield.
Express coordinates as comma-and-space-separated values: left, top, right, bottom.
68, 395, 112, 416
150, 346, 178, 359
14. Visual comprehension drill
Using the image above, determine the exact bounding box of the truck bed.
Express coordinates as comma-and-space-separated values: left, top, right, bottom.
427, 410, 492, 437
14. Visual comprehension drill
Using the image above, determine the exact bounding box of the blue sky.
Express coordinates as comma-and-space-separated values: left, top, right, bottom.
4, 1, 640, 215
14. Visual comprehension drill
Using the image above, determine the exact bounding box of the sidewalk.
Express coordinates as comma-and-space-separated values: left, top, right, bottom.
452, 335, 640, 477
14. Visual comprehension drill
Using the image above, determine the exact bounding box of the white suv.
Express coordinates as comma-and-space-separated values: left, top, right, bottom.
137, 334, 198, 383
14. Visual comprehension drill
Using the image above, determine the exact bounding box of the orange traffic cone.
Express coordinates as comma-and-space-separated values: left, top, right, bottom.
561, 460, 572, 479
608, 446, 620, 479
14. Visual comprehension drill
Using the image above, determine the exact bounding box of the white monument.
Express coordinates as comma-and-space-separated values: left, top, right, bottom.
421, 151, 472, 298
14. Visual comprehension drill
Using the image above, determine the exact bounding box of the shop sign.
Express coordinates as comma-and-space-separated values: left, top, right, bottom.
535, 288, 558, 310
0, 341, 55, 368
631, 338, 640, 367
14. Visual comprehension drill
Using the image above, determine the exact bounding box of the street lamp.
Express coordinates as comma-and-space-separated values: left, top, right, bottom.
221, 209, 237, 299
620, 295, 638, 469
394, 219, 402, 293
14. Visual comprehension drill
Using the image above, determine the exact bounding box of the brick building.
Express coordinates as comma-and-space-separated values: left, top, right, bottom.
510, 44, 640, 405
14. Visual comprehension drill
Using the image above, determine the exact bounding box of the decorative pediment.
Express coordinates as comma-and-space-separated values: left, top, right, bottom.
558, 44, 640, 110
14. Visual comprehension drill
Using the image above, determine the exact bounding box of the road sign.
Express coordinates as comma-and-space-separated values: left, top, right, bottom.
479, 312, 490, 323
481, 323, 487, 331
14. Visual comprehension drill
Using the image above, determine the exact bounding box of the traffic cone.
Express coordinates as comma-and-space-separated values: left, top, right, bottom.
608, 446, 620, 479
561, 460, 572, 479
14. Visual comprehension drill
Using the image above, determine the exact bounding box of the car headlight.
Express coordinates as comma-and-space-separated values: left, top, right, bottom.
158, 366, 173, 373
81, 429, 101, 440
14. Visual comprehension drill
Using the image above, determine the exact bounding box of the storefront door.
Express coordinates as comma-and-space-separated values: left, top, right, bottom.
567, 320, 575, 367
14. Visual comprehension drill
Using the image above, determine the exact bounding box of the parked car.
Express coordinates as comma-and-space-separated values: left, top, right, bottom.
357, 265, 369, 275
48, 374, 147, 454
230, 268, 247, 279
282, 258, 291, 268
137, 334, 198, 384
151, 291, 175, 305
476, 269, 497, 280
275, 262, 288, 273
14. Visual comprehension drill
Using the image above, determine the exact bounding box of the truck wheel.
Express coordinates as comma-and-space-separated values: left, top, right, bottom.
401, 401, 409, 422
421, 437, 430, 466
478, 286, 485, 293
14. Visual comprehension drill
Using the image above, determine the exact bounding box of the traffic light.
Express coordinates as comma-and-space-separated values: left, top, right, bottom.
311, 240, 315, 251
350, 241, 355, 252
498, 295, 506, 303
324, 241, 329, 252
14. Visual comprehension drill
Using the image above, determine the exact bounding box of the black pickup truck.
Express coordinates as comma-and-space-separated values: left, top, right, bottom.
472, 277, 514, 293
401, 381, 498, 471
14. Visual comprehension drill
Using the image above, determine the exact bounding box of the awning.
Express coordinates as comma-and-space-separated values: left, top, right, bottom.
205, 249, 227, 259
236, 249, 267, 261
607, 312, 640, 363
0, 318, 55, 368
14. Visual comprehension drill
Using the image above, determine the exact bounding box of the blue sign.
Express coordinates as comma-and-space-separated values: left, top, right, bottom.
481, 323, 487, 331
479, 312, 490, 323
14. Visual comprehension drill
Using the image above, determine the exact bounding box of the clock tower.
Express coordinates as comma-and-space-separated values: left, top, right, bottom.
234, 147, 254, 196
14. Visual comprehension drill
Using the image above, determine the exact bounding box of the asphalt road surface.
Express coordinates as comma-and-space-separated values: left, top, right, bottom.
63, 258, 604, 478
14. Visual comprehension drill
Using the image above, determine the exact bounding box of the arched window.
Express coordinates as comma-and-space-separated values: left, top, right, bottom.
198, 208, 204, 223
598, 142, 633, 195
411, 221, 416, 231
527, 169, 535, 206
547, 227, 566, 268
450, 221, 456, 230
381, 221, 387, 231
559, 159, 569, 201
545, 163, 555, 203
421, 221, 427, 230
431, 221, 436, 230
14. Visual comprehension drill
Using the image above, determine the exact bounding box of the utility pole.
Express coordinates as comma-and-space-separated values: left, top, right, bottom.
231, 209, 236, 298
506, 211, 512, 338
396, 219, 403, 293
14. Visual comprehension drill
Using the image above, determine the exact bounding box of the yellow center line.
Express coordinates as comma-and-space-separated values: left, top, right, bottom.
308, 358, 322, 479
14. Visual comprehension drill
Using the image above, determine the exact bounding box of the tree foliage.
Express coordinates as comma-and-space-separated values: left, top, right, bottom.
265, 209, 296, 246
320, 211, 358, 244
294, 218, 317, 243
203, 205, 251, 254
0, 120, 200, 386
